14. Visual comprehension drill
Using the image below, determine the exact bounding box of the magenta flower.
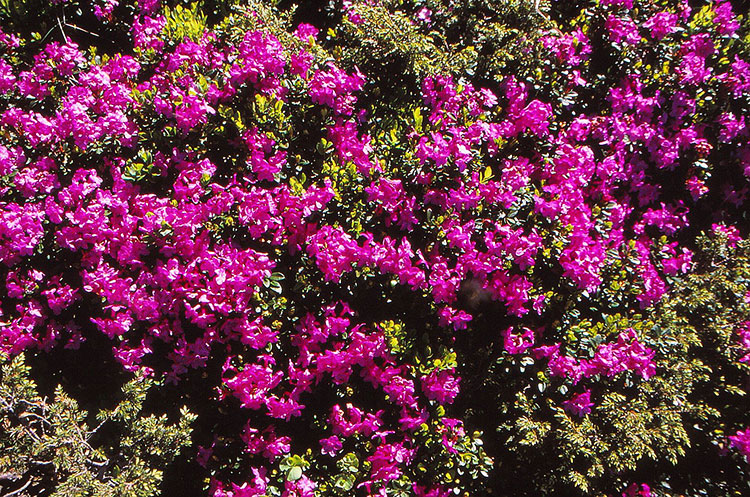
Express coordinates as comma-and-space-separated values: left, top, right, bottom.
224, 364, 284, 410
211, 468, 268, 497
685, 176, 709, 201
622, 483, 651, 497
713, 0, 739, 36
502, 327, 535, 355
438, 306, 472, 331
0, 59, 15, 94
290, 50, 314, 78
421, 369, 460, 404
93, 0, 119, 20
643, 12, 678, 40
738, 322, 750, 365
294, 23, 319, 42
309, 63, 365, 115
413, 484, 451, 497
319, 435, 343, 456
562, 389, 594, 417
606, 15, 641, 45
282, 475, 315, 497
132, 15, 166, 53
416, 8, 432, 25
365, 442, 415, 484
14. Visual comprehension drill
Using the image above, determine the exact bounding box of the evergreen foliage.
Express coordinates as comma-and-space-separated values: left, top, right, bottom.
0, 354, 195, 496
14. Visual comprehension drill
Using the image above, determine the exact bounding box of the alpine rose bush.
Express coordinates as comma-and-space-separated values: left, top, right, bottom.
0, 0, 748, 496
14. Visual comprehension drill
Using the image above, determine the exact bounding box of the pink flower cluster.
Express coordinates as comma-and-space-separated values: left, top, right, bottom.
562, 389, 594, 417
535, 330, 656, 384
729, 428, 750, 462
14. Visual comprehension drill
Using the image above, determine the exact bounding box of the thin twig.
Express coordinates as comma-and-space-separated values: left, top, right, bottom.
2, 477, 32, 497
64, 23, 100, 38
534, 0, 549, 22
87, 417, 108, 437
37, 25, 57, 45
533, 0, 562, 36
56, 16, 69, 43
18, 411, 52, 425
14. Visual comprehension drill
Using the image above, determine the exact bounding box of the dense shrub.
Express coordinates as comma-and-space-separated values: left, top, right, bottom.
0, 0, 748, 496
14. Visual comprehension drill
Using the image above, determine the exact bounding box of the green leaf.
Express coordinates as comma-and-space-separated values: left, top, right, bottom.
286, 466, 303, 481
